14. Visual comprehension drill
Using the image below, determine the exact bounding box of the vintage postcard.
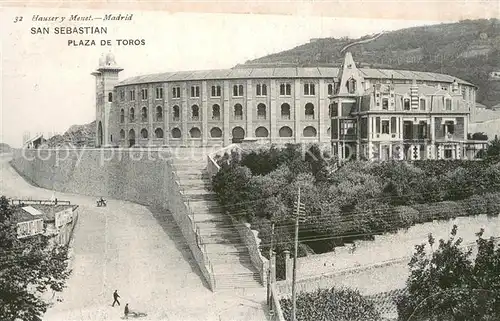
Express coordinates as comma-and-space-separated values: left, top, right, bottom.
1, 1, 500, 321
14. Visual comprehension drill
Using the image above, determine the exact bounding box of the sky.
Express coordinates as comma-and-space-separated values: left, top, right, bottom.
0, 6, 445, 147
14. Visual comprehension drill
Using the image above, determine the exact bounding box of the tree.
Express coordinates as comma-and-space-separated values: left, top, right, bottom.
0, 196, 71, 321
396, 225, 500, 321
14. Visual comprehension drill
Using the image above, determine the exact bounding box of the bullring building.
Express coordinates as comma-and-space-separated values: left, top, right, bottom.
92, 52, 480, 159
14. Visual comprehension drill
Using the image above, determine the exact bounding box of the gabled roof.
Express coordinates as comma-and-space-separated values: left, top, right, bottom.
117, 66, 474, 87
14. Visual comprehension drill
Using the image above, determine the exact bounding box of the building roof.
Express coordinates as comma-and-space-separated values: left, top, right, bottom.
117, 66, 474, 87
11, 204, 74, 223
12, 207, 44, 223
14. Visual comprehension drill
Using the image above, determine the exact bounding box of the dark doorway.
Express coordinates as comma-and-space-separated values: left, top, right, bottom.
128, 129, 136, 147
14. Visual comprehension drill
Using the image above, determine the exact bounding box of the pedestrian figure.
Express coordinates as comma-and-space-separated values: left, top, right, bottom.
124, 303, 129, 319
112, 290, 120, 307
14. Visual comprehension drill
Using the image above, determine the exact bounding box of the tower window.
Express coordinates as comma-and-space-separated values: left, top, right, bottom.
304, 83, 316, 96
141, 107, 148, 122
120, 90, 125, 101
108, 92, 113, 102
347, 78, 357, 94
328, 84, 334, 96
120, 109, 125, 123
129, 90, 135, 101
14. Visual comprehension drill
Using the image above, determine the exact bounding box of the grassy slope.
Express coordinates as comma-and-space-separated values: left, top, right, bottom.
242, 19, 500, 107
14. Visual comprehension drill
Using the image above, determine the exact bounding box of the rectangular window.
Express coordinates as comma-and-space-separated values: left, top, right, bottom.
444, 149, 453, 159
129, 90, 135, 101
382, 99, 389, 110
403, 98, 410, 110
280, 83, 292, 96
155, 87, 163, 99
445, 99, 452, 110
172, 86, 181, 99
256, 84, 267, 96
304, 83, 315, 96
382, 120, 390, 134
328, 84, 334, 96
420, 98, 426, 111
233, 84, 244, 97
120, 90, 125, 101
391, 117, 397, 134
141, 88, 148, 100
376, 117, 381, 133
211, 85, 221, 97
190, 85, 200, 98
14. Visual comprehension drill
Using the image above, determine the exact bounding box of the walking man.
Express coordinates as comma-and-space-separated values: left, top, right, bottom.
112, 290, 120, 307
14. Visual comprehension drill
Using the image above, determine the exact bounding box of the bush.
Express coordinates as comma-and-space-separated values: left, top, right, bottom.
280, 287, 381, 321
411, 201, 466, 222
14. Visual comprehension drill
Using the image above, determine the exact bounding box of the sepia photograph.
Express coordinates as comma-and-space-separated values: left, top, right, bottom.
1, 1, 500, 320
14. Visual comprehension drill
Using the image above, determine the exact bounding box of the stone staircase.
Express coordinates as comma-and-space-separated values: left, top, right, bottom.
170, 147, 263, 290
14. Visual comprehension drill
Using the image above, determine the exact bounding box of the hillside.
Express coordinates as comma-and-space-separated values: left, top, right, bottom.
242, 19, 500, 107
46, 121, 96, 147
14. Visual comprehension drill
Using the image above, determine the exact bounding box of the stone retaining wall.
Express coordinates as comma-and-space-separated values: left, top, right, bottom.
10, 148, 215, 290
230, 216, 269, 286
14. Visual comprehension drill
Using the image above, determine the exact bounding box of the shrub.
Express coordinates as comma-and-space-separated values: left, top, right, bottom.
280, 287, 381, 321
411, 201, 466, 222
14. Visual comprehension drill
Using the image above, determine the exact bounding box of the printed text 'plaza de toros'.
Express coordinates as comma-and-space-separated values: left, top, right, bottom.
92, 52, 485, 161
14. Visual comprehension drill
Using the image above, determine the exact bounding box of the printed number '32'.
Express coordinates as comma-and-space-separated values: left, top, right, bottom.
14, 16, 23, 23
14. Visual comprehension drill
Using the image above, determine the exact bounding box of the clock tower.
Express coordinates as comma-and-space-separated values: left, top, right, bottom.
91, 52, 123, 147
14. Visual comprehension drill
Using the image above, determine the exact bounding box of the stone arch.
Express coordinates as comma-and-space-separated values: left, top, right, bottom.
303, 126, 317, 137
255, 126, 269, 137
232, 126, 245, 143
279, 126, 293, 137
128, 128, 136, 147
97, 121, 103, 147
171, 128, 181, 139
190, 127, 201, 138
210, 127, 223, 138
140, 128, 148, 139
155, 128, 164, 139
281, 103, 291, 119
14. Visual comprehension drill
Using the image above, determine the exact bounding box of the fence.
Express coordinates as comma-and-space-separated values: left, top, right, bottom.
206, 143, 243, 177
11, 199, 72, 206
168, 159, 216, 291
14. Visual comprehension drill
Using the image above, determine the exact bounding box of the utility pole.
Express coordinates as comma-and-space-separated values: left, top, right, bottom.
292, 187, 302, 321
267, 221, 275, 305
